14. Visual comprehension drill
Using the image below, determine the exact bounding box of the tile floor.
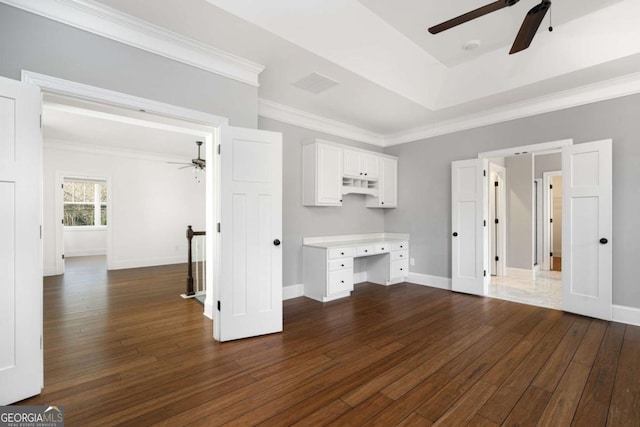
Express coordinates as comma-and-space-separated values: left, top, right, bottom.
488, 270, 562, 310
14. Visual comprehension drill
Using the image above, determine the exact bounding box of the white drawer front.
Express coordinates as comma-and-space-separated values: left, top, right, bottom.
329, 258, 353, 271
391, 250, 409, 261
328, 269, 354, 294
391, 259, 409, 278
356, 245, 375, 257
374, 243, 390, 254
391, 241, 409, 251
328, 247, 355, 259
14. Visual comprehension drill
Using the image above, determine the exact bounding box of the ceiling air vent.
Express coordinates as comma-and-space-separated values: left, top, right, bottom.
292, 72, 339, 94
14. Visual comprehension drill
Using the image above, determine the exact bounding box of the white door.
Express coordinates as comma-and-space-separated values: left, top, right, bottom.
451, 158, 488, 296
380, 157, 397, 207
342, 149, 360, 178
562, 140, 612, 320
0, 77, 42, 404
216, 126, 283, 342
317, 143, 343, 205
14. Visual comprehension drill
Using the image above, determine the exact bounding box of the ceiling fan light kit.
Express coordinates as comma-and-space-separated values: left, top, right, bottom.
166, 141, 206, 181
428, 0, 552, 55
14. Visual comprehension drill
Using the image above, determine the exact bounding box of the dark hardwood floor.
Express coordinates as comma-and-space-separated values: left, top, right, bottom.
22, 260, 640, 426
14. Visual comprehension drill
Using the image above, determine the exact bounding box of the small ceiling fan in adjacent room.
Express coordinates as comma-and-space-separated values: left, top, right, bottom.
167, 140, 206, 181
428, 0, 552, 54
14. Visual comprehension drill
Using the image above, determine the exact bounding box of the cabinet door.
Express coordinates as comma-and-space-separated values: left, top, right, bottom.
343, 149, 361, 178
361, 154, 379, 179
317, 144, 343, 205
379, 157, 397, 207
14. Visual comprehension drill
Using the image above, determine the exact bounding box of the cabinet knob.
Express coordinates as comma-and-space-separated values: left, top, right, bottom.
364, 249, 368, 253
381, 247, 385, 250
273, 239, 281, 246
360, 172, 363, 175
364, 173, 368, 176
341, 264, 344, 267
341, 252, 344, 255
339, 199, 343, 202
381, 202, 384, 205
600, 238, 608, 244
341, 280, 344, 283
400, 254, 403, 257
400, 245, 403, 248
400, 268, 403, 271
452, 232, 458, 237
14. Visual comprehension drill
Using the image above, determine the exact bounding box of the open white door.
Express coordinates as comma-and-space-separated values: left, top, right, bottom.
216, 126, 282, 342
451, 158, 488, 296
0, 77, 42, 404
562, 140, 612, 320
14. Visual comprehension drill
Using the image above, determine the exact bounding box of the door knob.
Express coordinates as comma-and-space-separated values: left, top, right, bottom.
453, 232, 458, 237
599, 238, 608, 244
273, 239, 281, 246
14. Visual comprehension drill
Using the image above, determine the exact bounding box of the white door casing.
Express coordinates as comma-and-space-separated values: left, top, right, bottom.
562, 140, 612, 320
451, 158, 489, 296
543, 171, 561, 271
0, 76, 43, 404
217, 126, 283, 341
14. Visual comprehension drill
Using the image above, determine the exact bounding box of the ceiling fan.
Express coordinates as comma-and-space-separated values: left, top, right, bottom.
168, 140, 206, 171
428, 0, 552, 54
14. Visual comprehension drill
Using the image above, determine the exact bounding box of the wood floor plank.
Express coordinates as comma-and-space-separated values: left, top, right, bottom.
537, 362, 591, 425
573, 322, 625, 426
606, 337, 640, 426
19, 261, 640, 426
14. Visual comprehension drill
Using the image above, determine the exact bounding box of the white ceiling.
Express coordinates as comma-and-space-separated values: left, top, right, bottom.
43, 103, 204, 160
83, 0, 640, 141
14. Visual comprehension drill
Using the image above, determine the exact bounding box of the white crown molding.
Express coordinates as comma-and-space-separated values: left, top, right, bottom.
3, 0, 264, 87
45, 138, 188, 164
22, 70, 229, 127
383, 72, 640, 146
258, 98, 385, 146
259, 73, 640, 148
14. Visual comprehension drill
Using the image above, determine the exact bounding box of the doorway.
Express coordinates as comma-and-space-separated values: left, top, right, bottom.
452, 138, 612, 320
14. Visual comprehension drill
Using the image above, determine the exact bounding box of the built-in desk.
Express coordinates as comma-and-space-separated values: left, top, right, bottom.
303, 233, 410, 302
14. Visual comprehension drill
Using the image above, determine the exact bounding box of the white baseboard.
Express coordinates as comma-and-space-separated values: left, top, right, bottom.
43, 267, 57, 277
109, 256, 185, 270
65, 249, 107, 257
613, 304, 640, 327
407, 272, 452, 290
506, 267, 535, 280
283, 284, 304, 300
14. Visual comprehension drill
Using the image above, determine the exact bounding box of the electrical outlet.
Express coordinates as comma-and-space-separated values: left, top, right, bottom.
410, 258, 415, 266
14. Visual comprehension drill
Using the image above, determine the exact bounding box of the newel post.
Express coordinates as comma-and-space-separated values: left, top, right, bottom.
186, 225, 195, 296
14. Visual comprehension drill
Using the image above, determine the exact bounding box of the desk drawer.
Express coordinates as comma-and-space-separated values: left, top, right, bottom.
328, 247, 355, 259
374, 243, 390, 254
328, 269, 354, 294
356, 245, 375, 257
391, 241, 409, 251
329, 258, 353, 271
391, 260, 409, 278
391, 250, 409, 261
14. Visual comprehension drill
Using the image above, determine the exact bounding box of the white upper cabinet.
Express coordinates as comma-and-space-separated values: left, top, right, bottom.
303, 141, 343, 206
343, 149, 379, 179
303, 139, 397, 208
367, 156, 398, 208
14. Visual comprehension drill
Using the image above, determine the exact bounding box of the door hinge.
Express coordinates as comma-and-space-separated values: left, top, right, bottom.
483, 270, 487, 277
40, 225, 42, 239
495, 218, 499, 224
494, 181, 499, 187
217, 144, 221, 155
550, 184, 553, 189
217, 301, 221, 311
550, 218, 553, 223
39, 115, 42, 129
483, 220, 486, 227
61, 183, 64, 189
495, 256, 499, 262
61, 219, 64, 224
483, 170, 486, 177
550, 252, 553, 257
217, 223, 221, 233
62, 254, 65, 259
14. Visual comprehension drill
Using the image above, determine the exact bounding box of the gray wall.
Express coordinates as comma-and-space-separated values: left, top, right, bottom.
384, 93, 640, 308
0, 4, 258, 127
258, 117, 386, 288
505, 154, 533, 270
535, 153, 561, 178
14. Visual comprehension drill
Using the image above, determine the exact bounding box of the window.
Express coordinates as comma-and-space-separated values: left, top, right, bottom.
63, 179, 107, 227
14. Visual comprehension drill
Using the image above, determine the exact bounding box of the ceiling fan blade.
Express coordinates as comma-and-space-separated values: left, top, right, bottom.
178, 165, 194, 169
429, 1, 510, 34
510, 0, 551, 54
166, 161, 192, 165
